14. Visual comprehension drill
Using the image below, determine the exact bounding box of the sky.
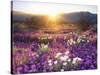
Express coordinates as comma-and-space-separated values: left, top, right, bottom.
12, 1, 97, 15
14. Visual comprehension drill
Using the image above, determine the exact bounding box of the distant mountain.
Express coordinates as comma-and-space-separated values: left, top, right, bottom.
12, 11, 33, 22
12, 11, 47, 22
60, 12, 97, 24
12, 11, 97, 32
12, 11, 97, 24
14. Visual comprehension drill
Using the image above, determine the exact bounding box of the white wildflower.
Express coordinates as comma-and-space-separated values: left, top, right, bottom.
54, 60, 58, 64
